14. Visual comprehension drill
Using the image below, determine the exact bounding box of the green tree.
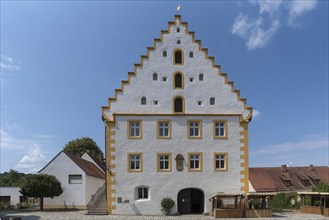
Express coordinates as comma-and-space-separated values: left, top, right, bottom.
63, 137, 104, 160
0, 169, 26, 187
20, 174, 63, 211
312, 182, 329, 192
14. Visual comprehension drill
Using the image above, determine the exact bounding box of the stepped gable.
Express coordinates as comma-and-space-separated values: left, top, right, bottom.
102, 15, 252, 122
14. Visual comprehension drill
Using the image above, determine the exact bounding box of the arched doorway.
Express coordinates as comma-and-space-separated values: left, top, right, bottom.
177, 188, 204, 214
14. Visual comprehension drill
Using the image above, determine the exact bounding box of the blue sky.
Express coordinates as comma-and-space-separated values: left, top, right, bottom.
1, 1, 328, 173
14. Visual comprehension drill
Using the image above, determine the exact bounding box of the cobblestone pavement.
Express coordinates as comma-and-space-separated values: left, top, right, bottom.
0, 210, 328, 220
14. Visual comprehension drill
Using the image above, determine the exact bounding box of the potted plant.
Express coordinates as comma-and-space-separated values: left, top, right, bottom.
161, 197, 175, 215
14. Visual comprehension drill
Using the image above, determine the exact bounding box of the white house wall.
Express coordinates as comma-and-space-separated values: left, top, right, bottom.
39, 152, 86, 209
85, 175, 105, 205
111, 115, 244, 215
0, 187, 22, 205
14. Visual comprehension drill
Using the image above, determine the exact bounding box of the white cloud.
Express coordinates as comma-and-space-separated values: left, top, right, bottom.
250, 133, 328, 167
0, 55, 21, 72
232, 14, 280, 50
0, 128, 57, 173
252, 133, 328, 155
232, 0, 318, 49
286, 0, 317, 27
252, 109, 260, 119
15, 144, 47, 173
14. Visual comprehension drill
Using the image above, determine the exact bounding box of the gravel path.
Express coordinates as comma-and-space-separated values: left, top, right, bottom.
0, 210, 328, 220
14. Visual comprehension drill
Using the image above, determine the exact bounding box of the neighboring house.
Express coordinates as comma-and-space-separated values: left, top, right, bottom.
38, 151, 105, 209
102, 15, 253, 215
0, 187, 27, 205
249, 165, 329, 193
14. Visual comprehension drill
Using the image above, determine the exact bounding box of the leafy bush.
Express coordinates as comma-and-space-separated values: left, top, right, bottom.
268, 192, 300, 211
313, 182, 329, 192
161, 197, 175, 212
16, 203, 30, 209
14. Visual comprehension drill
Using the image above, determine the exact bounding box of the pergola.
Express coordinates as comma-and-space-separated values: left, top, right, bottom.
298, 192, 329, 217
209, 192, 276, 218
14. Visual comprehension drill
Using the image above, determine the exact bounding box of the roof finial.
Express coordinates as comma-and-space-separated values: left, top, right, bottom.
176, 4, 181, 14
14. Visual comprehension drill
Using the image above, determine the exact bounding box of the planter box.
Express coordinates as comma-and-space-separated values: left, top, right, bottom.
300, 205, 321, 214
324, 208, 329, 217
213, 208, 243, 218
245, 209, 272, 218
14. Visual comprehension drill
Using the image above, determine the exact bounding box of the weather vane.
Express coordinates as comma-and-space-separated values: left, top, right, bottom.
176, 4, 181, 14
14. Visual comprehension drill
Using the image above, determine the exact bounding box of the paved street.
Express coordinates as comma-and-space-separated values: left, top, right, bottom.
0, 210, 328, 220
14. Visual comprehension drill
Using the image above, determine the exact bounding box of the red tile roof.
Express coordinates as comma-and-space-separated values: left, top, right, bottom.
249, 165, 329, 192
64, 152, 105, 179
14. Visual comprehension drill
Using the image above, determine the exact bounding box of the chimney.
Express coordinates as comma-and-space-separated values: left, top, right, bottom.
309, 164, 314, 171
281, 165, 288, 172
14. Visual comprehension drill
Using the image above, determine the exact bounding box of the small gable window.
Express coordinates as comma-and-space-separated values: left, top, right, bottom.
177, 39, 181, 44
189, 51, 193, 58
177, 27, 180, 33
210, 97, 215, 105
141, 97, 147, 105
199, 73, 204, 81
174, 97, 184, 113
153, 73, 158, 81
174, 49, 183, 64
162, 50, 167, 57
174, 72, 184, 89
69, 175, 82, 184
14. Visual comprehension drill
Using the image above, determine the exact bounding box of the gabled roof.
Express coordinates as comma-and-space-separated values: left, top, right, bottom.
38, 151, 105, 179
249, 165, 329, 192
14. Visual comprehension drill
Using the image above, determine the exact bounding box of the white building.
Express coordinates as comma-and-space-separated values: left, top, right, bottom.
0, 187, 26, 206
38, 151, 105, 209
102, 15, 253, 215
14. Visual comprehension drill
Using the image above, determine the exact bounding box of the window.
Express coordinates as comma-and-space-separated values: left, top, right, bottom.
69, 175, 82, 184
163, 50, 167, 57
174, 49, 183, 64
141, 97, 146, 105
174, 72, 184, 89
187, 120, 202, 139
177, 27, 180, 33
136, 186, 149, 200
153, 100, 159, 105
128, 153, 143, 172
213, 120, 227, 139
162, 76, 167, 82
197, 101, 203, 106
199, 73, 204, 81
189, 77, 194, 82
173, 96, 184, 113
177, 39, 181, 44
210, 97, 215, 105
153, 73, 158, 81
157, 120, 171, 139
189, 51, 193, 58
128, 120, 142, 139
214, 153, 228, 171
157, 153, 172, 172
188, 153, 202, 172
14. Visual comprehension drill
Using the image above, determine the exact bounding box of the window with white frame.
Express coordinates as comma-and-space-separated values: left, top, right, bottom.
69, 175, 82, 184
188, 120, 202, 138
137, 186, 149, 200
128, 153, 142, 172
157, 121, 171, 138
188, 153, 202, 171
157, 154, 171, 171
214, 120, 227, 138
128, 120, 142, 138
214, 153, 227, 171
